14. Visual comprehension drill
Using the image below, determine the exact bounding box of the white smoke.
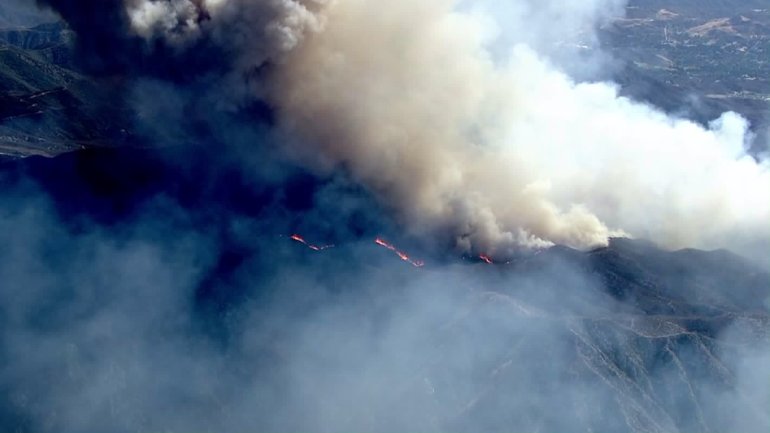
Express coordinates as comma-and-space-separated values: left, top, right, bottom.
126, 0, 326, 52
127, 0, 200, 41
122, 0, 770, 258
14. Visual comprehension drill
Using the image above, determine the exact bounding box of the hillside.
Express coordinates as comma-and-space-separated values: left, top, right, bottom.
0, 23, 131, 158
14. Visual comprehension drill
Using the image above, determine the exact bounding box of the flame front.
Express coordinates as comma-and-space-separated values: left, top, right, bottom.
479, 254, 494, 264
290, 234, 334, 251
375, 237, 424, 267
290, 234, 423, 267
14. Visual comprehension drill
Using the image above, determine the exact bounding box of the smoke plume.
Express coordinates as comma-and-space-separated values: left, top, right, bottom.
34, 0, 770, 258
2, 2, 770, 431
268, 0, 769, 257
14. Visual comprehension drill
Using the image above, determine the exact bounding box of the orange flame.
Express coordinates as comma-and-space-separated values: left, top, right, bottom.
374, 237, 424, 267
290, 234, 423, 267
479, 254, 494, 264
375, 238, 393, 250
290, 234, 334, 251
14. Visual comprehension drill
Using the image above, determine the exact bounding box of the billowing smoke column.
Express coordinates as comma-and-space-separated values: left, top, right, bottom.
34, 0, 325, 75
37, 0, 770, 259
1, 3, 769, 432
268, 0, 769, 258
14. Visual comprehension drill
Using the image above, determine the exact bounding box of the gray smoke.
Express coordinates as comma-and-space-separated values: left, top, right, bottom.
266, 0, 770, 257
3, 2, 768, 431
0, 178, 768, 432
32, 0, 770, 258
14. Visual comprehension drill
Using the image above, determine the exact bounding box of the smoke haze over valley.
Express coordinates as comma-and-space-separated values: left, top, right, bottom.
0, 1, 768, 432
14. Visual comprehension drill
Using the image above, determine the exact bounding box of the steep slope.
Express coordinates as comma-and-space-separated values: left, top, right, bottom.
0, 23, 131, 158
446, 239, 769, 432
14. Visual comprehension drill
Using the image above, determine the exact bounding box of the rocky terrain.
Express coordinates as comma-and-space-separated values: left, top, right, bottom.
0, 22, 130, 158
439, 239, 770, 432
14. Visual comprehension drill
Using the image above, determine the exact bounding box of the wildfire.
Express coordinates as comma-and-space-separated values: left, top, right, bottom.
479, 254, 494, 264
375, 237, 425, 267
290, 234, 334, 251
289, 234, 424, 267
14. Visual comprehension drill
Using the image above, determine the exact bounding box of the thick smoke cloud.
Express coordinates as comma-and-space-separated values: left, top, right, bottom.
35, 0, 324, 78
35, 0, 770, 259
268, 0, 770, 257
3, 3, 768, 431
0, 150, 768, 432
